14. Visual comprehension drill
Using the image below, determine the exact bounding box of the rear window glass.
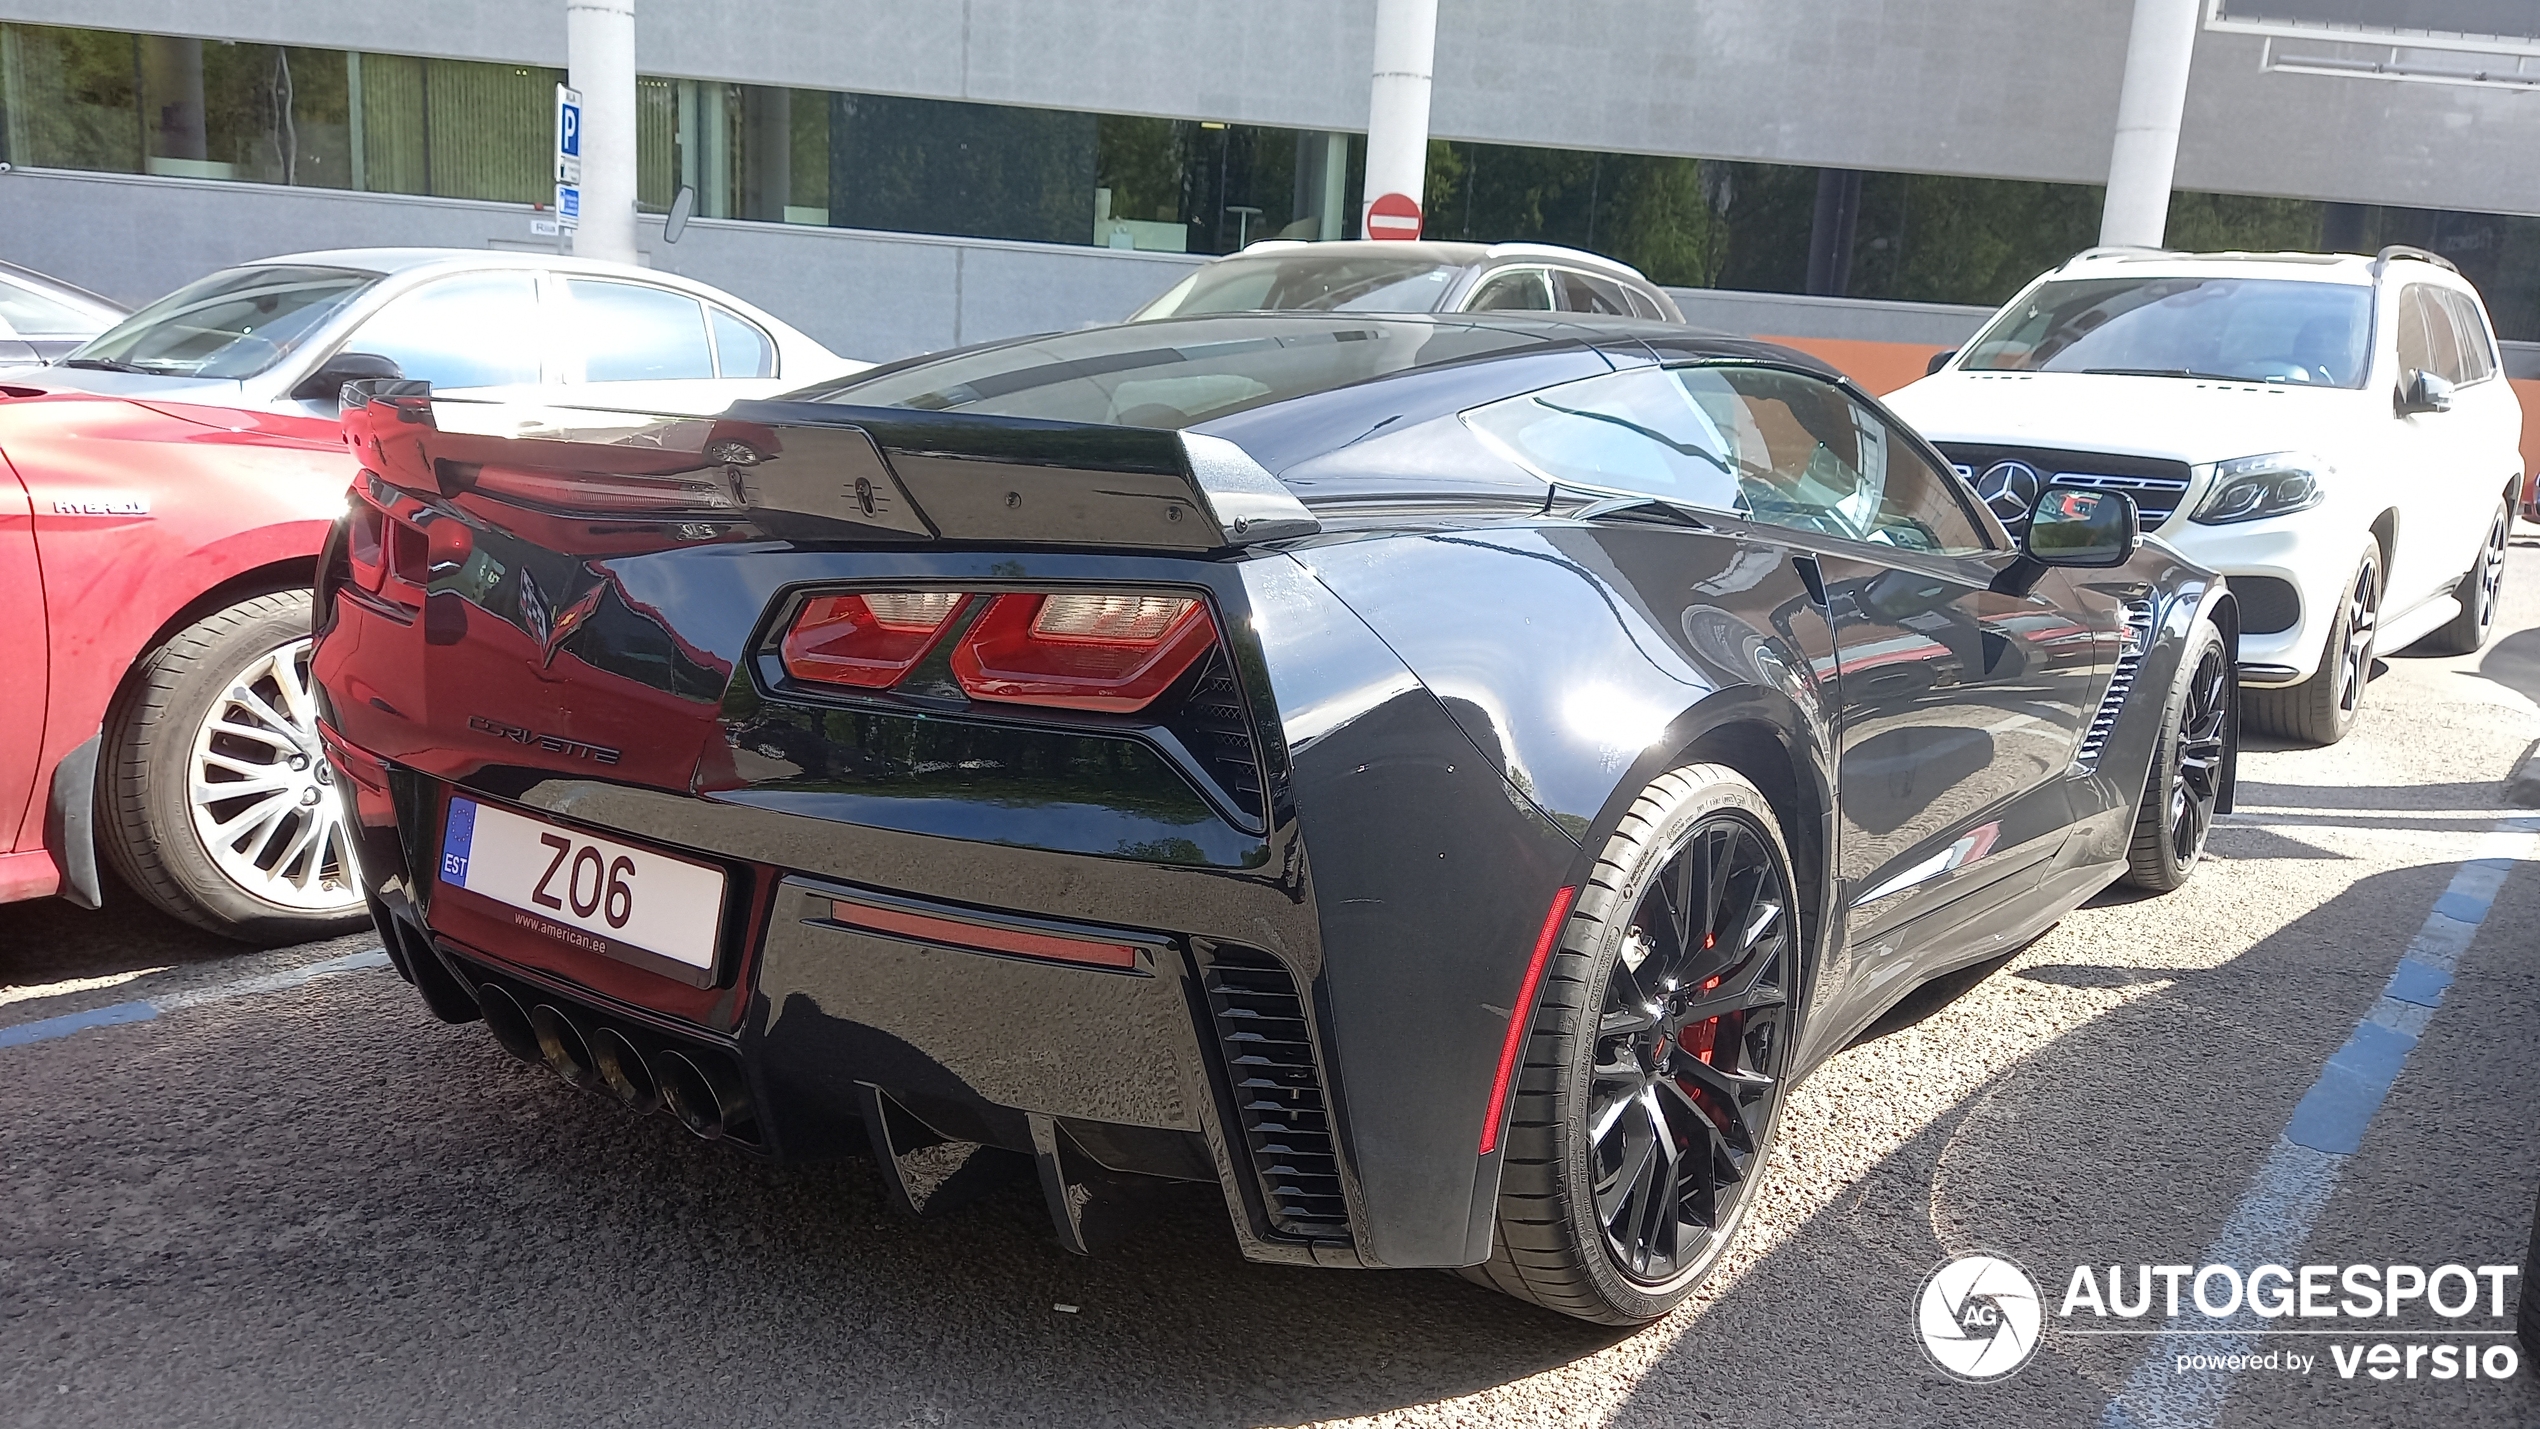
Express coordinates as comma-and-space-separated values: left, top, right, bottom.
1132, 255, 1463, 320
808, 318, 1547, 428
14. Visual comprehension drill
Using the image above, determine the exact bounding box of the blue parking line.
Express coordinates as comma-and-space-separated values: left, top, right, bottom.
0, 949, 392, 1051
2100, 821, 2537, 1429
0, 999, 158, 1048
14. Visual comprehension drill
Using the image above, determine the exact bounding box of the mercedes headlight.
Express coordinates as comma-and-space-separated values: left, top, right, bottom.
2190, 451, 2329, 525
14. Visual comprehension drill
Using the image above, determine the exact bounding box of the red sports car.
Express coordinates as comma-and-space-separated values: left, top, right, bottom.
0, 248, 852, 940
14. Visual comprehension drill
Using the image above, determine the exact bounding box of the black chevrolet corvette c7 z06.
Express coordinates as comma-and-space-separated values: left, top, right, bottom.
313, 313, 2238, 1325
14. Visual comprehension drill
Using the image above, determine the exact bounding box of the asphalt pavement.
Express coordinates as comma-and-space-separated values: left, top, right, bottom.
5, 531, 2537, 1429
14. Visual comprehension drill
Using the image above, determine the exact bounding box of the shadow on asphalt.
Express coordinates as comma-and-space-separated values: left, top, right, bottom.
0, 871, 265, 988
5, 825, 2536, 1424
1601, 858, 2540, 1428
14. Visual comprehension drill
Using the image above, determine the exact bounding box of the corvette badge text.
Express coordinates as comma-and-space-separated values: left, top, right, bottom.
1917, 1253, 2524, 1386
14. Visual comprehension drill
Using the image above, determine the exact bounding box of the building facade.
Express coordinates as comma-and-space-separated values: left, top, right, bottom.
2, 0, 2537, 365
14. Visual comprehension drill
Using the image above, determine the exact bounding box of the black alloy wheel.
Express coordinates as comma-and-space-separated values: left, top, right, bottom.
1590, 817, 1791, 1281
2333, 556, 2380, 718
2422, 499, 2512, 655
2125, 620, 2231, 891
2245, 547, 2380, 746
1462, 764, 1799, 1325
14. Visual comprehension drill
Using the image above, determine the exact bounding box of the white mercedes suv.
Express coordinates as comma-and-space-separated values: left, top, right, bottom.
1889, 247, 2524, 744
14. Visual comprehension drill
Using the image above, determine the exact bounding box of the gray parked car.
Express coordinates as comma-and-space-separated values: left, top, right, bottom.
1130, 239, 1684, 323
0, 259, 125, 363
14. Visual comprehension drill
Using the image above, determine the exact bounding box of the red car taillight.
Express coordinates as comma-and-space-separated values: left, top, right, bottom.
780, 592, 971, 688
951, 593, 1215, 713
777, 589, 1219, 714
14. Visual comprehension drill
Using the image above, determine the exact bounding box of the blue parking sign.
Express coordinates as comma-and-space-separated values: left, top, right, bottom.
555, 83, 582, 161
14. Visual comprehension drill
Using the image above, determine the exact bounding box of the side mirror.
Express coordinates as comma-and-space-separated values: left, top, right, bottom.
664, 185, 696, 244
292, 351, 403, 403
2023, 484, 2139, 567
1925, 348, 1958, 376
2397, 368, 2453, 416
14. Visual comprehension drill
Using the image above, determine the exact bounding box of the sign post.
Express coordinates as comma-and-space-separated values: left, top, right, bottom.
553, 83, 583, 233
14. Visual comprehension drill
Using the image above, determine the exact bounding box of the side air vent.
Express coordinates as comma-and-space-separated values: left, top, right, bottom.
1199, 947, 1350, 1241
1171, 652, 1267, 821
2076, 600, 2158, 771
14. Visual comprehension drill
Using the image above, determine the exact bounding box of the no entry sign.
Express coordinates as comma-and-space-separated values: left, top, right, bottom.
1366, 191, 1423, 240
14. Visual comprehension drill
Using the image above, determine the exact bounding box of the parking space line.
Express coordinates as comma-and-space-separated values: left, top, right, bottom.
0, 948, 392, 1051
2099, 818, 2539, 1429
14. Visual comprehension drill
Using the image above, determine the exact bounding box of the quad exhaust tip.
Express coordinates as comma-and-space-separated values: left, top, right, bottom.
469, 976, 753, 1142
656, 1048, 751, 1141
591, 1027, 660, 1113
476, 983, 543, 1063
530, 1004, 600, 1090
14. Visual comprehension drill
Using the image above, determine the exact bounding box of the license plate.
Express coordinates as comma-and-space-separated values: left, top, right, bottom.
437, 797, 726, 977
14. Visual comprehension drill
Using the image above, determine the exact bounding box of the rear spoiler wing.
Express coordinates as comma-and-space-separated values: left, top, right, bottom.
340, 381, 1318, 551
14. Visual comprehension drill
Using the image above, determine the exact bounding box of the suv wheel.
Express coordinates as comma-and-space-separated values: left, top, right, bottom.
97, 590, 369, 943
2245, 548, 2379, 746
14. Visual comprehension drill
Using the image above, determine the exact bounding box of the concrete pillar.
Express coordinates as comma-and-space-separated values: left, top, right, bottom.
1363, 0, 1436, 238
568, 0, 640, 264
2099, 0, 2200, 249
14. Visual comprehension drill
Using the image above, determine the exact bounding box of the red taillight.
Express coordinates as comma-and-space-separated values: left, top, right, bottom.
781, 592, 970, 688
950, 593, 1215, 712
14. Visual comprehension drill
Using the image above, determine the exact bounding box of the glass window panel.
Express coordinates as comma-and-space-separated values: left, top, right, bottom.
710, 306, 776, 378
1132, 252, 1461, 318
346, 270, 543, 388
1463, 367, 1742, 506
1554, 270, 1635, 315
356, 53, 428, 194
2437, 289, 2492, 381
78, 264, 378, 378
1961, 277, 2374, 387
829, 93, 1095, 246
1467, 270, 1554, 311
1469, 365, 1987, 554
2, 24, 143, 174
1684, 366, 1989, 553
423, 59, 556, 203
565, 279, 714, 382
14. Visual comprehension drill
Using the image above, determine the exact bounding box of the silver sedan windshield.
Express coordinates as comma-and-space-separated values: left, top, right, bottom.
67, 265, 379, 380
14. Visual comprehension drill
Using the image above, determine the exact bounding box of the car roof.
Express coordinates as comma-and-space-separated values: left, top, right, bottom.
245, 247, 786, 296
1215, 238, 1654, 283
2045, 247, 2459, 288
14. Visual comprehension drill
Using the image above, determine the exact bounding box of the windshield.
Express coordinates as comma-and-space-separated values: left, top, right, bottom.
69, 265, 379, 379
1959, 276, 2373, 387
1132, 253, 1464, 320
809, 317, 1538, 428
